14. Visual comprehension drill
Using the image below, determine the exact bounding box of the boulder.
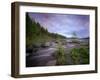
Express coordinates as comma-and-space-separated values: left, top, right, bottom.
41, 42, 50, 48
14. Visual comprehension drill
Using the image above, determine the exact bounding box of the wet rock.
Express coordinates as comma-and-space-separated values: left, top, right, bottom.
26, 47, 33, 53
32, 44, 40, 48
41, 42, 50, 48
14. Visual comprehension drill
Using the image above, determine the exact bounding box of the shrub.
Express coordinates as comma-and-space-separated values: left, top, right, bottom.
54, 43, 67, 65
71, 48, 80, 64
71, 47, 89, 64
79, 47, 89, 64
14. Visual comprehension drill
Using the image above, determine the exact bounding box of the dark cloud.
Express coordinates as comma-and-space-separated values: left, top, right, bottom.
28, 12, 89, 38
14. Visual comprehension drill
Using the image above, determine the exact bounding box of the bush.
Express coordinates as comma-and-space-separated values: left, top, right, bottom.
54, 43, 67, 65
71, 48, 80, 64
71, 47, 89, 64
79, 47, 89, 64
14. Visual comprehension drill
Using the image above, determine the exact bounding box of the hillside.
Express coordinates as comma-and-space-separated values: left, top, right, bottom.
26, 13, 66, 47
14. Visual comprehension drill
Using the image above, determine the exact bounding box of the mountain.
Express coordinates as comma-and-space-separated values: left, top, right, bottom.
26, 13, 66, 47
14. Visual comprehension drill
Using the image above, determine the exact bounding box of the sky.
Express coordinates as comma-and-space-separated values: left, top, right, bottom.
28, 12, 90, 38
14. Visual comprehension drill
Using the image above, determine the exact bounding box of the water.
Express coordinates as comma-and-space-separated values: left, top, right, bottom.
66, 43, 75, 48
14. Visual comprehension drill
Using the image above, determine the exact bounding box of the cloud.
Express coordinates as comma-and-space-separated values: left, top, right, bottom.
28, 13, 89, 38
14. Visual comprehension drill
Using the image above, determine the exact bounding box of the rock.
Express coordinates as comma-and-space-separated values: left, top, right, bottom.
26, 47, 33, 53
32, 44, 40, 48
41, 42, 50, 48
32, 48, 38, 53
46, 60, 56, 66
51, 42, 57, 47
